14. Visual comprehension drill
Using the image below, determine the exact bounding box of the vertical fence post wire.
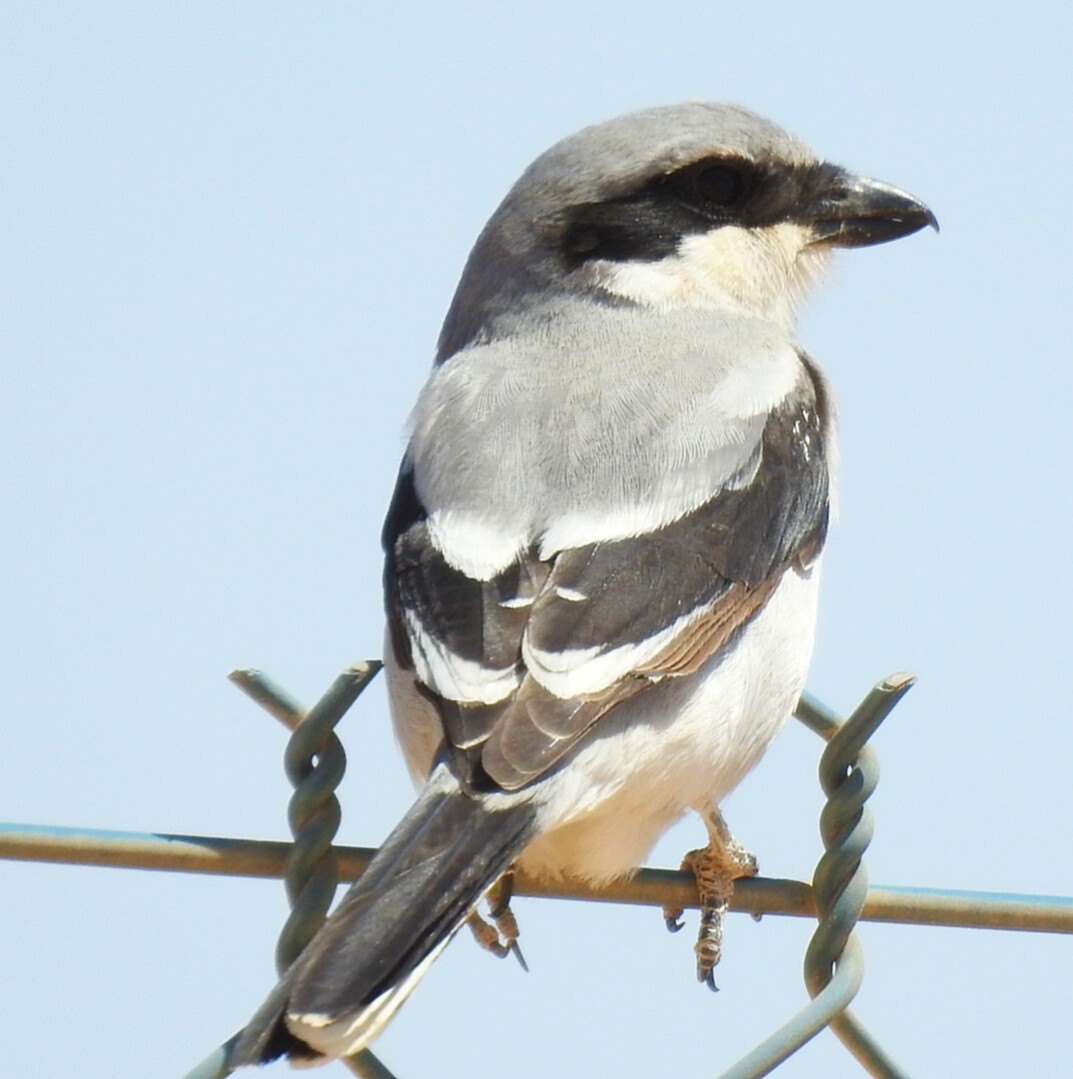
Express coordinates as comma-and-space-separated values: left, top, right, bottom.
715, 675, 914, 1079
180, 662, 396, 1079
797, 674, 915, 1078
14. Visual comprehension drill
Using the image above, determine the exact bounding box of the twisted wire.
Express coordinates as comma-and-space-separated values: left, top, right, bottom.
185, 666, 916, 1079
187, 662, 393, 1079
717, 675, 914, 1079
798, 674, 915, 1079
229, 665, 382, 971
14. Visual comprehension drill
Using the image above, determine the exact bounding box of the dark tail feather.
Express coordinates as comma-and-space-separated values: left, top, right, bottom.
230, 767, 537, 1065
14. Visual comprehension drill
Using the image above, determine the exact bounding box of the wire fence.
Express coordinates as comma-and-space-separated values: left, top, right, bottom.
3, 662, 1072, 1078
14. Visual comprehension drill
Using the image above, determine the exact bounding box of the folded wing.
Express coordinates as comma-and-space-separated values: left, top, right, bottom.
384, 358, 830, 792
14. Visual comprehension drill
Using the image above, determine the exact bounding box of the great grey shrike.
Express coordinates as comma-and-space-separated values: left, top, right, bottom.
231, 101, 935, 1067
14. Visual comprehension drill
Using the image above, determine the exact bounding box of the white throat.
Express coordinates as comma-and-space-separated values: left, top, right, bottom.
588, 222, 830, 329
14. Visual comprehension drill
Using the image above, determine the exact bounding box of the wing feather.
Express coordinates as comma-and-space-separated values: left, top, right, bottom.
383, 357, 830, 792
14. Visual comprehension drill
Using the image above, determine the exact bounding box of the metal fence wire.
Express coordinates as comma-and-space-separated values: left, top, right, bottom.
4, 662, 1073, 1079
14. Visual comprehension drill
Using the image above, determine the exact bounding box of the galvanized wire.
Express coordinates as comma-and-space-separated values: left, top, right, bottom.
798, 675, 915, 1079
5, 666, 1073, 1077
230, 665, 372, 971
240, 662, 392, 1079
712, 675, 913, 1078
716, 935, 866, 1079
5, 822, 1070, 932
178, 661, 393, 1079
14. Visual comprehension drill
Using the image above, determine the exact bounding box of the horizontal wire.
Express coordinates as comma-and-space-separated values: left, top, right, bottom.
4, 820, 1071, 935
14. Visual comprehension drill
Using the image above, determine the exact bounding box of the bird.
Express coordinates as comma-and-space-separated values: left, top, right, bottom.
230, 101, 935, 1067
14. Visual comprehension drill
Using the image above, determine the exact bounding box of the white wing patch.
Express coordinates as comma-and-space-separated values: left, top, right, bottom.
426, 508, 525, 581
405, 611, 520, 705
522, 603, 708, 699
553, 585, 587, 602
537, 497, 696, 561
499, 594, 534, 609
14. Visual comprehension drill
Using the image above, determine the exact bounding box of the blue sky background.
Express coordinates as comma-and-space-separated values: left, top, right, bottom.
3, 4, 1072, 1076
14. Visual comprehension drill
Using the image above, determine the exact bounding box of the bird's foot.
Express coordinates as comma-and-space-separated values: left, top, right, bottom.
466, 871, 528, 970
663, 808, 757, 991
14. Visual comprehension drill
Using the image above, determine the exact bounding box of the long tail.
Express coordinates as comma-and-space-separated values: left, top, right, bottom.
230, 766, 538, 1065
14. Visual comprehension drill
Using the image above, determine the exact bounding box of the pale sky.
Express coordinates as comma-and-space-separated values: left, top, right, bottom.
3, 4, 1072, 1076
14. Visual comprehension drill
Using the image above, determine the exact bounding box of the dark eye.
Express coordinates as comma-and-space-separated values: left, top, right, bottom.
691, 164, 745, 206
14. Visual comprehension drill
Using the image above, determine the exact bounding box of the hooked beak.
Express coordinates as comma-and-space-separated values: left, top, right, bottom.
805, 171, 938, 248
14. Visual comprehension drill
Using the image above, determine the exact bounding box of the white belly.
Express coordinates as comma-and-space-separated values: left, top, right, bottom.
517, 563, 820, 883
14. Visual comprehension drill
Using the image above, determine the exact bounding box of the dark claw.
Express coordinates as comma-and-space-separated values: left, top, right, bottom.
701, 969, 720, 993
664, 914, 684, 933
509, 941, 530, 973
